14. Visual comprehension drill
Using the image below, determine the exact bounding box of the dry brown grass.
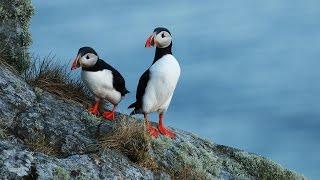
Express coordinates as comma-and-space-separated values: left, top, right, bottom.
24, 55, 92, 106
0, 31, 31, 74
172, 166, 209, 180
0, 56, 20, 75
99, 116, 159, 171
24, 135, 60, 156
0, 119, 10, 139
98, 117, 206, 178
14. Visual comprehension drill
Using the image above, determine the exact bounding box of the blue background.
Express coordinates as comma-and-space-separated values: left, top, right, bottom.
30, 1, 320, 178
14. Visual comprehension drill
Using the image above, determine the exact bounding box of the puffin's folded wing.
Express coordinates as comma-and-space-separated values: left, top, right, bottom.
128, 69, 150, 111
98, 59, 129, 96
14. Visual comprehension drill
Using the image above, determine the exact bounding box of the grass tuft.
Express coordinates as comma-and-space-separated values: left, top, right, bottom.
99, 116, 159, 171
24, 55, 92, 106
174, 165, 210, 180
0, 119, 9, 139
0, 56, 20, 75
24, 134, 61, 156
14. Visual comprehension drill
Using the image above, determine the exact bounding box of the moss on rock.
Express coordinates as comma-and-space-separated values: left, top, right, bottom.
151, 136, 221, 179
0, 0, 34, 72
0, 120, 9, 139
150, 133, 306, 180
216, 145, 306, 180
232, 151, 305, 180
53, 167, 69, 180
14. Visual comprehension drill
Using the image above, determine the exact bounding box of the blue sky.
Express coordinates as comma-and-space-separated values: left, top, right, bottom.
30, 1, 320, 178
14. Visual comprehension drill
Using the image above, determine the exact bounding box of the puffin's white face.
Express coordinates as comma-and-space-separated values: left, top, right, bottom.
145, 30, 172, 48
154, 31, 172, 48
78, 53, 98, 67
71, 47, 99, 70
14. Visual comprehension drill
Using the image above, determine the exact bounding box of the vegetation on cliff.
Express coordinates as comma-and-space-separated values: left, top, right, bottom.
0, 0, 34, 73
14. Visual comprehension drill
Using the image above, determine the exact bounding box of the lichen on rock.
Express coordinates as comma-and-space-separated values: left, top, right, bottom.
0, 0, 34, 72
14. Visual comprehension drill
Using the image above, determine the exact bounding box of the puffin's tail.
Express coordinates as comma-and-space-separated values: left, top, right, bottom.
128, 102, 136, 109
121, 89, 130, 96
129, 110, 136, 115
128, 102, 138, 115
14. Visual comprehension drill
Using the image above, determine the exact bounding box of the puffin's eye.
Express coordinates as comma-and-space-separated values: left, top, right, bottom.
86, 55, 90, 59
161, 33, 165, 38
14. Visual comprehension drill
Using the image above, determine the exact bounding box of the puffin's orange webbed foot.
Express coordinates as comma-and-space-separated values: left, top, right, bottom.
88, 103, 100, 116
158, 123, 176, 139
157, 114, 176, 139
147, 124, 160, 138
103, 110, 115, 121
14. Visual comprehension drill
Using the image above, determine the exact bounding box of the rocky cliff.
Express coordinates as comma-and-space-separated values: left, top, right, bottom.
0, 65, 305, 180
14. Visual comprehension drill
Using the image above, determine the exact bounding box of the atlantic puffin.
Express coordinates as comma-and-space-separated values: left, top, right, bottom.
128, 27, 181, 138
71, 47, 129, 120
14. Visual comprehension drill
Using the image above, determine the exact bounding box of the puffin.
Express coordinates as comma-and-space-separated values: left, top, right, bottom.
71, 46, 129, 120
128, 27, 181, 138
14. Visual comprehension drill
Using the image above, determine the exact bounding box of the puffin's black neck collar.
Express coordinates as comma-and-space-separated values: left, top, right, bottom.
82, 59, 103, 72
153, 42, 172, 64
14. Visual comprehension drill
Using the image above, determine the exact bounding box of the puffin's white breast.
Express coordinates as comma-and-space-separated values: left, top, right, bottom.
142, 54, 181, 113
81, 70, 122, 104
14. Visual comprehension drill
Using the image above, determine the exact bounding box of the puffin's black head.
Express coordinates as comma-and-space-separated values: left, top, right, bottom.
71, 46, 99, 70
153, 27, 171, 35
78, 47, 98, 57
145, 27, 172, 48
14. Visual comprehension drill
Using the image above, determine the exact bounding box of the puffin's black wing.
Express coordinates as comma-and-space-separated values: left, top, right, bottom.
85, 59, 129, 96
128, 69, 150, 114
100, 60, 129, 96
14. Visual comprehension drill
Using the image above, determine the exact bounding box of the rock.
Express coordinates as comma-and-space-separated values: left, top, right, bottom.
0, 140, 163, 180
0, 66, 36, 127
0, 65, 305, 179
151, 130, 305, 179
13, 90, 98, 157
0, 0, 34, 72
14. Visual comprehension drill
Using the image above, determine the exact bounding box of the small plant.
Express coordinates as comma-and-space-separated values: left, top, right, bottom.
24, 135, 60, 156
174, 165, 209, 180
53, 167, 69, 180
98, 116, 159, 170
0, 119, 9, 139
24, 55, 92, 106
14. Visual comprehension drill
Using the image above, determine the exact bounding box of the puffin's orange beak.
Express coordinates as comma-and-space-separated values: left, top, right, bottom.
71, 55, 80, 70
145, 33, 157, 48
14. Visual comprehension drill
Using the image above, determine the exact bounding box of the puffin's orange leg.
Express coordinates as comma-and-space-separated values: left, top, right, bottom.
88, 101, 100, 116
144, 113, 159, 138
158, 113, 176, 139
103, 105, 116, 121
